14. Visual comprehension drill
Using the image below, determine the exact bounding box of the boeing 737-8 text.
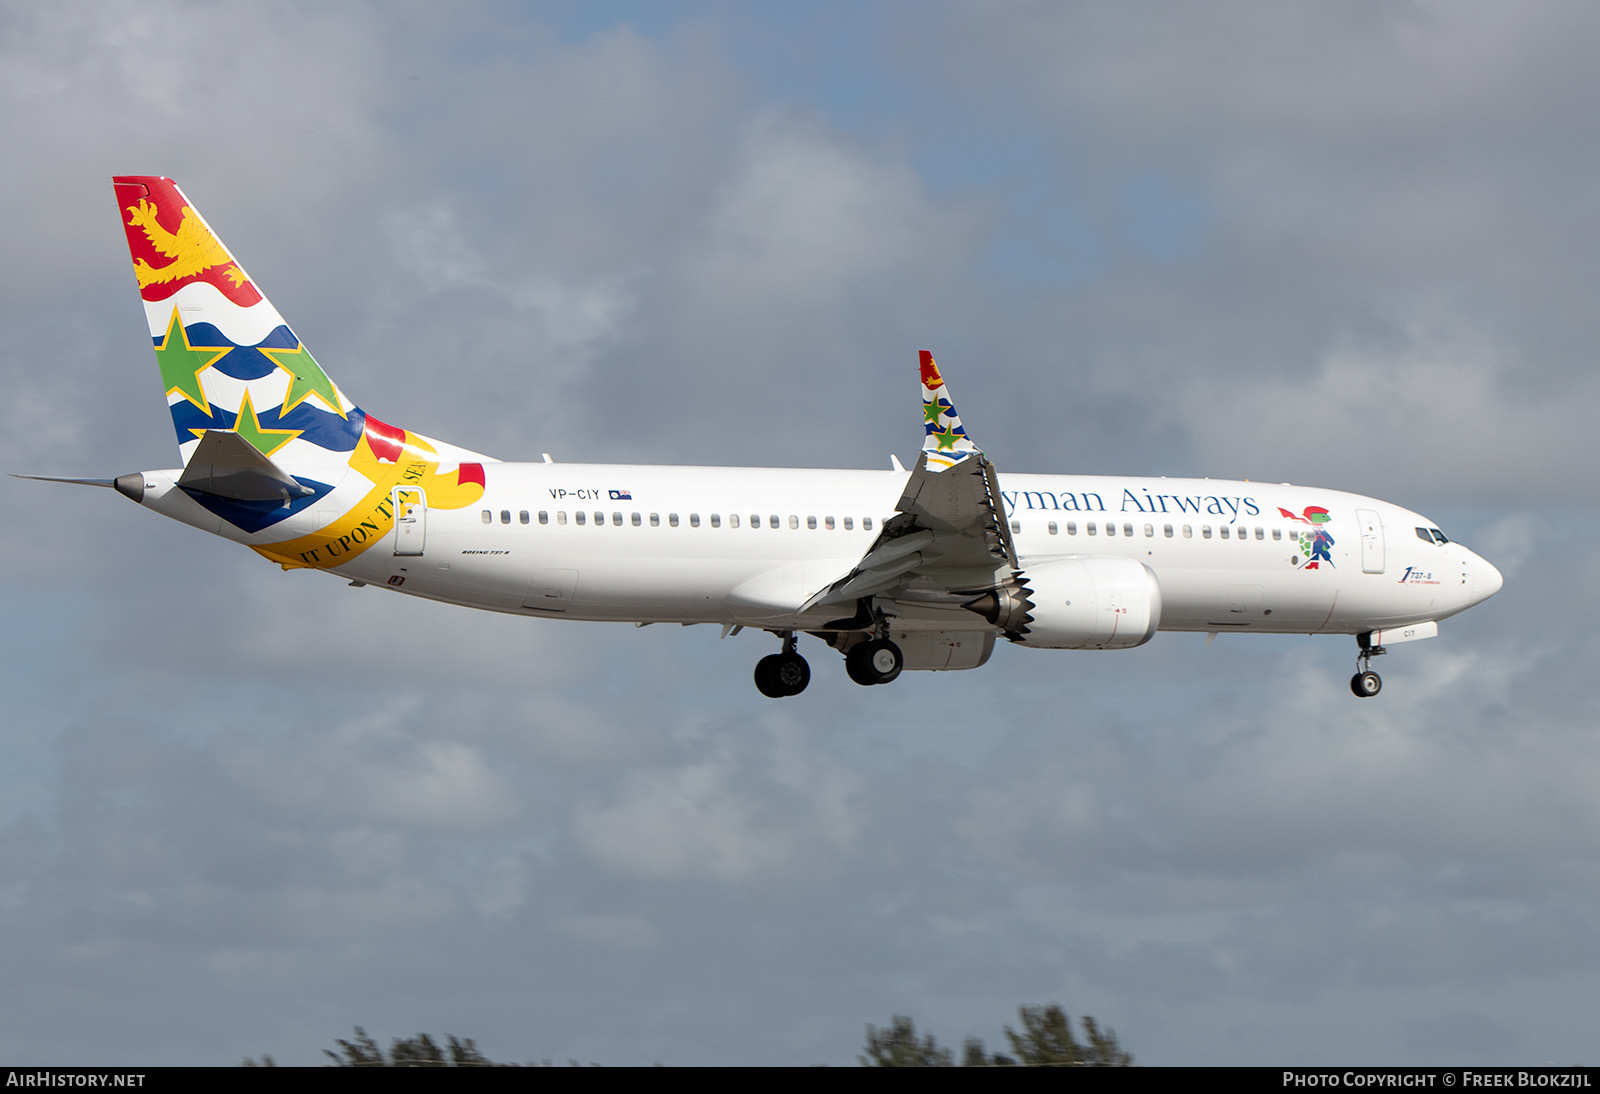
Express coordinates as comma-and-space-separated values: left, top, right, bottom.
24, 177, 1503, 698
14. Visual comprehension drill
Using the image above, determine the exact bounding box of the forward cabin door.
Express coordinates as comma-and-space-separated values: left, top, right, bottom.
1356, 508, 1384, 574
393, 487, 426, 556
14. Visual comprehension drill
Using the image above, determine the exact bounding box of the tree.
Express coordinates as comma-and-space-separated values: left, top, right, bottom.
860, 1016, 954, 1066
1004, 1005, 1132, 1067
323, 1026, 497, 1067
862, 1004, 1131, 1067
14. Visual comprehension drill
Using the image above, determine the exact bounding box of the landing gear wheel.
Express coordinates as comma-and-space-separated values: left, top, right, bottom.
755, 653, 810, 697
1350, 670, 1382, 698
775, 652, 809, 695
846, 638, 903, 686
755, 655, 785, 698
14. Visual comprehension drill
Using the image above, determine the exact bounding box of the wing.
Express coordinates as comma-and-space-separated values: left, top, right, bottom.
803, 352, 1017, 615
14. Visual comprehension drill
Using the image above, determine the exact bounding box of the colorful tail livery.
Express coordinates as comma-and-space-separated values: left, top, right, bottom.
111, 177, 487, 562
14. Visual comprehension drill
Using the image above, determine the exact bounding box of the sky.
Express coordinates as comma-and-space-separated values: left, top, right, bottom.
0, 0, 1595, 1066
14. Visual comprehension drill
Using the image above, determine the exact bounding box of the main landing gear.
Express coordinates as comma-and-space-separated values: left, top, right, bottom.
1350, 632, 1385, 698
751, 630, 905, 696
755, 631, 811, 698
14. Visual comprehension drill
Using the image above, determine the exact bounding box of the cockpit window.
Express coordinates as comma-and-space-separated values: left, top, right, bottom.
1431, 528, 1449, 544
1416, 527, 1433, 543
1416, 526, 1451, 545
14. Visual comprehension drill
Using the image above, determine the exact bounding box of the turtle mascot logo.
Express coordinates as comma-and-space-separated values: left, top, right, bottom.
1279, 506, 1335, 569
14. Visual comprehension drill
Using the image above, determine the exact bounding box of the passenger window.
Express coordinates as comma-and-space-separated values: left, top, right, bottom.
1255, 527, 1264, 540
1124, 523, 1134, 537
751, 514, 761, 528
594, 511, 604, 525
481, 510, 492, 524
1144, 524, 1154, 537
649, 513, 659, 527
1066, 522, 1077, 535
771, 515, 781, 529
500, 510, 511, 524
689, 513, 700, 527
807, 516, 817, 530
788, 515, 798, 529
669, 513, 679, 527
825, 516, 835, 530
631, 512, 642, 527
1048, 521, 1058, 535
1220, 526, 1229, 539
1010, 520, 1022, 534
519, 510, 530, 525
1202, 526, 1212, 539
1182, 525, 1192, 538
1088, 522, 1097, 535
1163, 524, 1174, 538
537, 511, 547, 525
726, 514, 735, 528
1272, 528, 1281, 540
575, 511, 586, 525
1106, 522, 1115, 537
863, 517, 873, 531
844, 517, 854, 530
712, 513, 722, 528
612, 512, 623, 526
556, 511, 566, 525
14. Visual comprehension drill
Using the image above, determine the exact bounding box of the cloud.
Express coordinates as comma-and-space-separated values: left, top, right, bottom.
574, 719, 864, 883
221, 708, 519, 833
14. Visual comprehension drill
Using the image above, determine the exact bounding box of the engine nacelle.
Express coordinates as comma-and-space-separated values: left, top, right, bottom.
967, 556, 1162, 650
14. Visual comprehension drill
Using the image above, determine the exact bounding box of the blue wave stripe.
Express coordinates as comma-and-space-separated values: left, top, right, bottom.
149, 323, 306, 380
169, 401, 365, 453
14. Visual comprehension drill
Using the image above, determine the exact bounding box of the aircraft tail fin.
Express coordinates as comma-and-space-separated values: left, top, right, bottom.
111, 176, 364, 477
110, 177, 493, 553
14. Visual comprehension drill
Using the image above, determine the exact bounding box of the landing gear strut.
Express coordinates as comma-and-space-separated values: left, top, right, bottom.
755, 631, 810, 698
1350, 632, 1385, 698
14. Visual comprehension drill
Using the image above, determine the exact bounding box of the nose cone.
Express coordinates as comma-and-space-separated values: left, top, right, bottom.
1473, 553, 1504, 604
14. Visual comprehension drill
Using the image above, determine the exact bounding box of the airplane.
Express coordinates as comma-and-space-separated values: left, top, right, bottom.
22, 176, 1503, 700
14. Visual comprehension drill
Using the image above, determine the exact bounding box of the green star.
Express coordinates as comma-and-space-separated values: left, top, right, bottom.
923, 399, 943, 425
153, 307, 231, 413
932, 425, 961, 451
232, 390, 301, 457
261, 343, 344, 418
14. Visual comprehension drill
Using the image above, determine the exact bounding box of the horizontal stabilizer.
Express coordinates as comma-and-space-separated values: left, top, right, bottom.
178, 429, 314, 501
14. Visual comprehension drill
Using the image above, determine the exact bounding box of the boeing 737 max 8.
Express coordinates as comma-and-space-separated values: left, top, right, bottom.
23, 177, 1503, 698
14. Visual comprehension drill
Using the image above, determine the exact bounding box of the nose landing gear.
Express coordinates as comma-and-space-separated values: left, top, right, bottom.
1350, 632, 1385, 698
755, 631, 810, 698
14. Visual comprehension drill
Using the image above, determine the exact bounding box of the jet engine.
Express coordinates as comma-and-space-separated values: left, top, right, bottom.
963, 556, 1162, 650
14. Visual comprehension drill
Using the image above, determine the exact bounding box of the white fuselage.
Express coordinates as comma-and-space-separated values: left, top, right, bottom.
137, 462, 1502, 638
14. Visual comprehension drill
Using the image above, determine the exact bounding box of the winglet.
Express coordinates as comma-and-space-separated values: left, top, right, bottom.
919, 351, 981, 471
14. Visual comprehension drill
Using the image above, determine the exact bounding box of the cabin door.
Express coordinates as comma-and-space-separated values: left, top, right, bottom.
393, 487, 427, 556
1356, 508, 1385, 574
